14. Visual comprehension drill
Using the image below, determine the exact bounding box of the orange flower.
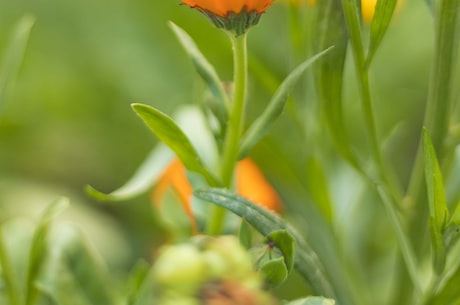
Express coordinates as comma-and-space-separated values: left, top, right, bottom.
181, 0, 275, 17
181, 0, 275, 36
152, 158, 282, 230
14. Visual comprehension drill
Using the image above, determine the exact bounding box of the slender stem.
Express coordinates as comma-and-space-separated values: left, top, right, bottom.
207, 33, 248, 234
341, 0, 419, 297
377, 185, 423, 295
405, 0, 460, 250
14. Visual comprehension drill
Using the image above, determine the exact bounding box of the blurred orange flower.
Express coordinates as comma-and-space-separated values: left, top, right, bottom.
152, 157, 282, 230
181, 0, 275, 17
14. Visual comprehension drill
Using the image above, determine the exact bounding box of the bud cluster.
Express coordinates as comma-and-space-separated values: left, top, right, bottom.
152, 235, 278, 305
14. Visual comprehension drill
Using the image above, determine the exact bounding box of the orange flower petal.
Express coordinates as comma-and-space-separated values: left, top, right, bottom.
181, 0, 274, 16
152, 157, 282, 229
236, 159, 282, 212
151, 158, 198, 231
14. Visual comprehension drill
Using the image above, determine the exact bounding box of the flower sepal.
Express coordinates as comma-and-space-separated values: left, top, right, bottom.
198, 7, 263, 36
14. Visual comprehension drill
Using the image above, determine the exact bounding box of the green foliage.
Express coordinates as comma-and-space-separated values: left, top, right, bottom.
286, 296, 336, 305
424, 128, 449, 273
169, 22, 229, 116
86, 144, 173, 201
239, 46, 332, 158
194, 188, 336, 298
131, 103, 219, 186
366, 0, 398, 65
0, 15, 34, 115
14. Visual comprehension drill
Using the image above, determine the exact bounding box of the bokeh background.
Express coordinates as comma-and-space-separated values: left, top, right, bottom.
0, 0, 434, 293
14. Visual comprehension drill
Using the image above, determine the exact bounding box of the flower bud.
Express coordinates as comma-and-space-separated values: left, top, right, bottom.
153, 244, 206, 288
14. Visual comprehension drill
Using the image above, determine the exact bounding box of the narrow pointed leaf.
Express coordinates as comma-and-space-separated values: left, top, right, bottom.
314, 0, 358, 168
169, 22, 228, 110
366, 0, 398, 66
86, 145, 173, 201
25, 197, 69, 305
0, 15, 34, 114
194, 188, 336, 298
132, 103, 219, 186
424, 128, 449, 273
36, 225, 120, 305
239, 47, 333, 158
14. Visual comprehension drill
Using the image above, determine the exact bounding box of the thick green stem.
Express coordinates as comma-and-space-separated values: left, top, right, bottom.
207, 33, 248, 235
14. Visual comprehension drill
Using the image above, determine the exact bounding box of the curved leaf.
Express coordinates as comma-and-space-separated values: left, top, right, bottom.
259, 256, 288, 287
25, 197, 69, 305
86, 144, 173, 201
267, 230, 296, 273
239, 47, 333, 158
132, 103, 220, 186
194, 188, 336, 298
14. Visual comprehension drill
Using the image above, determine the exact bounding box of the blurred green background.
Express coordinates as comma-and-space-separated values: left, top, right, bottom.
0, 0, 434, 284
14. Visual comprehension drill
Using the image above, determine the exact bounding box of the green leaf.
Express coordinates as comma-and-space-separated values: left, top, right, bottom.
25, 197, 69, 305
451, 202, 460, 226
169, 22, 229, 113
239, 47, 333, 158
132, 103, 220, 186
286, 296, 336, 305
424, 128, 449, 273
267, 230, 296, 273
259, 256, 288, 287
366, 0, 398, 66
36, 224, 120, 305
341, 0, 366, 66
305, 157, 334, 223
0, 221, 26, 305
86, 144, 173, 201
423, 0, 460, 154
0, 15, 34, 115
194, 188, 336, 298
238, 219, 253, 249
444, 202, 460, 250
123, 260, 150, 305
427, 254, 460, 305
314, 0, 358, 168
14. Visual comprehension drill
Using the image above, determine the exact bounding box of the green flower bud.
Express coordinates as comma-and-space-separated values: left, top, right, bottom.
153, 244, 206, 288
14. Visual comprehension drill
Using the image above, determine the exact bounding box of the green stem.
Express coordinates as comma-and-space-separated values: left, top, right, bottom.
341, 0, 419, 296
405, 0, 460, 250
377, 186, 423, 295
207, 33, 248, 235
